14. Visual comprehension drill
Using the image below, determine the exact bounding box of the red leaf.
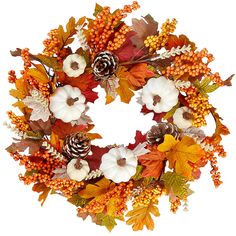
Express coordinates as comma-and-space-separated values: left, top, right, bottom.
85, 145, 109, 170
128, 131, 147, 150
141, 105, 166, 122
52, 120, 92, 139
82, 89, 98, 103
178, 94, 189, 107
114, 31, 144, 62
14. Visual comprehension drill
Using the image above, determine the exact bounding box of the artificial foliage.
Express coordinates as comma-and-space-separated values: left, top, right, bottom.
5, 1, 233, 231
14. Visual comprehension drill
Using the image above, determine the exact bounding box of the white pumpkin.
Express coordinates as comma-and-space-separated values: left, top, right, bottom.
49, 85, 86, 123
173, 106, 193, 129
67, 159, 90, 181
63, 54, 86, 77
141, 76, 179, 113
100, 147, 138, 183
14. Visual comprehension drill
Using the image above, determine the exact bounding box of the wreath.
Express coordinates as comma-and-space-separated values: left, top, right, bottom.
5, 1, 233, 232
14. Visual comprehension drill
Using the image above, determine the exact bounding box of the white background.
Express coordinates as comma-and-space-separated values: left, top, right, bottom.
0, 0, 236, 235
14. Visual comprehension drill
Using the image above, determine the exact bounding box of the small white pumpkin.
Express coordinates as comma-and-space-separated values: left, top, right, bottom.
173, 106, 193, 129
63, 54, 86, 77
100, 147, 138, 183
49, 85, 86, 123
141, 76, 179, 113
67, 159, 90, 182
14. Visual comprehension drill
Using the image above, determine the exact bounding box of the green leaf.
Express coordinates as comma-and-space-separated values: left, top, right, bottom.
68, 194, 89, 207
93, 3, 103, 17
96, 213, 117, 232
161, 171, 193, 199
203, 84, 220, 93
36, 54, 62, 71
132, 165, 143, 181
25, 170, 38, 177
163, 102, 180, 120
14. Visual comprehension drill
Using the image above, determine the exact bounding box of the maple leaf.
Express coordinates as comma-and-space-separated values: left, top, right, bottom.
51, 120, 93, 139
68, 194, 89, 207
138, 150, 166, 179
114, 31, 144, 62
158, 135, 204, 179
116, 77, 135, 103
79, 178, 114, 199
128, 131, 147, 150
131, 15, 159, 49
161, 171, 193, 200
95, 213, 117, 232
85, 145, 109, 170
32, 183, 51, 206
126, 201, 160, 231
29, 119, 52, 135
9, 77, 29, 100
117, 63, 155, 88
27, 64, 50, 83
141, 105, 166, 122
6, 139, 42, 155
165, 34, 197, 51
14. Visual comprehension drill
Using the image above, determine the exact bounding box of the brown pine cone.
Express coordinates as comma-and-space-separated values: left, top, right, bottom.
63, 132, 91, 159
146, 122, 179, 145
92, 51, 119, 80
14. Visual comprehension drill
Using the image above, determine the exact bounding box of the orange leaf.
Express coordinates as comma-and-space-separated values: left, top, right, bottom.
87, 133, 102, 140
158, 135, 204, 179
27, 65, 49, 83
138, 150, 166, 179
116, 78, 134, 103
32, 183, 51, 206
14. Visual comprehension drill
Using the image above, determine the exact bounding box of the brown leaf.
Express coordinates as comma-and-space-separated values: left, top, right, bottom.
138, 150, 166, 179
29, 119, 52, 135
131, 15, 159, 49
223, 74, 234, 86
32, 183, 51, 206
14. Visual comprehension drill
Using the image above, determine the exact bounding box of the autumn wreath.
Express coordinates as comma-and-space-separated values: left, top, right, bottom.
5, 1, 233, 232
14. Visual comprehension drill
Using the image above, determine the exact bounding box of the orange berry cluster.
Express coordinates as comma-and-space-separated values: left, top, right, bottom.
88, 1, 140, 58
43, 29, 60, 57
21, 48, 31, 69
7, 111, 29, 132
144, 18, 177, 53
163, 49, 224, 85
8, 70, 17, 83
38, 82, 51, 97
107, 24, 131, 51
132, 185, 163, 207
78, 181, 133, 217
184, 86, 212, 127
170, 197, 181, 213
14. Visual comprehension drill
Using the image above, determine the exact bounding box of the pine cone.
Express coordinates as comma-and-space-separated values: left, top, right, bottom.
92, 51, 119, 79
63, 132, 91, 159
146, 122, 179, 145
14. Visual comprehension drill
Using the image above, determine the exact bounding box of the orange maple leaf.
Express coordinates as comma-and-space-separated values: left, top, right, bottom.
138, 150, 166, 179
158, 135, 204, 179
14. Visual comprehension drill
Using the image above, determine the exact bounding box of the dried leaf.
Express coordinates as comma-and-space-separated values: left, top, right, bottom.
32, 183, 51, 206
138, 150, 166, 179
85, 145, 109, 171
223, 74, 234, 86
126, 201, 160, 231
79, 178, 114, 199
131, 15, 159, 49
158, 135, 204, 179
6, 139, 42, 155
128, 131, 147, 150
100, 77, 119, 104
29, 119, 52, 135
161, 171, 193, 200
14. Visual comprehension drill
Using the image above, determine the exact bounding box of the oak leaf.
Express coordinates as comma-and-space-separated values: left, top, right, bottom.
32, 183, 51, 206
138, 150, 166, 179
158, 135, 204, 179
126, 201, 160, 231
79, 178, 114, 199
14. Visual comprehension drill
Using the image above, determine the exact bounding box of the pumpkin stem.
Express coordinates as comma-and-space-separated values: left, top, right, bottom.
117, 158, 126, 167
71, 61, 79, 70
182, 111, 194, 120
67, 97, 79, 106
153, 95, 161, 106
74, 159, 83, 169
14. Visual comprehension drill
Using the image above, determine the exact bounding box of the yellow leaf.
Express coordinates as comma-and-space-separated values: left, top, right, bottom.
12, 101, 26, 112
116, 79, 134, 104
87, 133, 102, 140
105, 94, 115, 104
126, 201, 160, 231
10, 77, 29, 99
158, 135, 204, 179
79, 178, 114, 199
27, 65, 49, 83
